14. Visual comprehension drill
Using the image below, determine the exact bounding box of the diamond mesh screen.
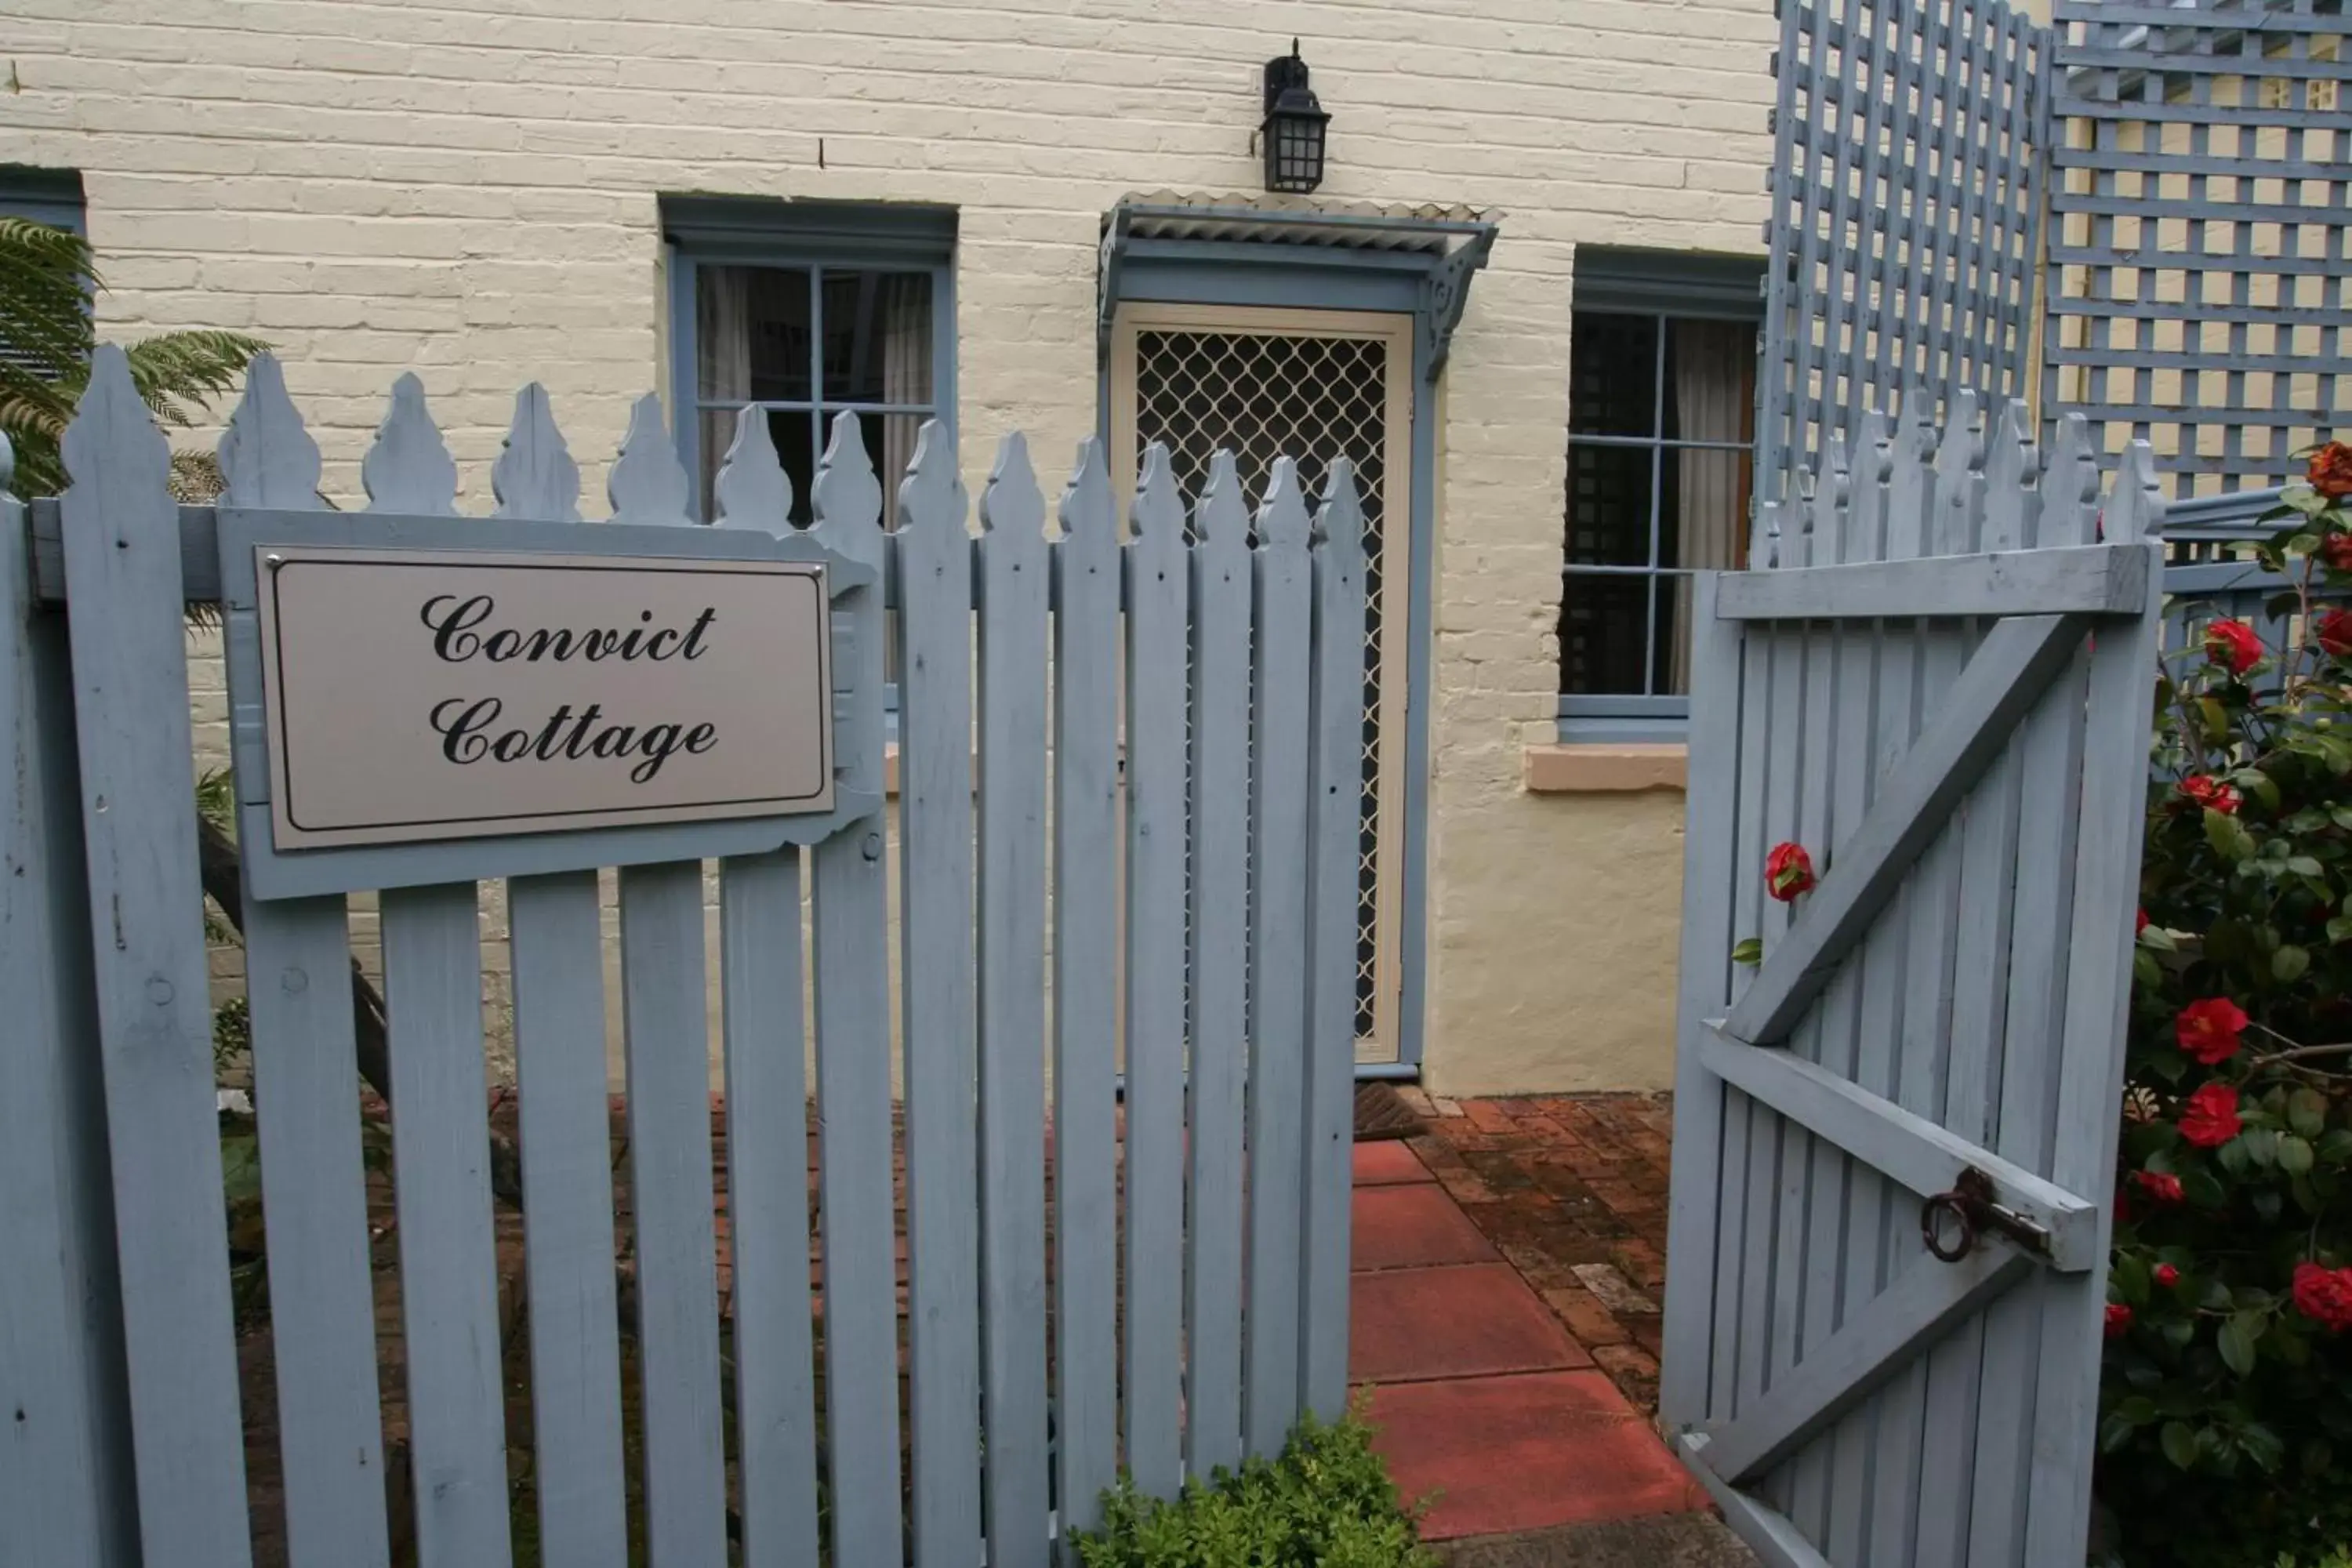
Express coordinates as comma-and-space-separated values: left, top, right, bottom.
1131, 328, 1392, 1044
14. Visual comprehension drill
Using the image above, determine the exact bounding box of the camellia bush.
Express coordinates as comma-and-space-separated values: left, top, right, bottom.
2092, 442, 2352, 1567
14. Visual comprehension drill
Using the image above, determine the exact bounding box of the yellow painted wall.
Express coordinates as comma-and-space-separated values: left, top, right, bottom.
3, 0, 1777, 1094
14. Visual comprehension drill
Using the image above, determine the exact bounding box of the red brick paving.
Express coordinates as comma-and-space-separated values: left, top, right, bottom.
1350, 1182, 1503, 1272
1347, 1091, 1701, 1541
1369, 1371, 1706, 1540
1352, 1138, 1438, 1186
1349, 1263, 1591, 1384
1395, 1089, 1677, 1414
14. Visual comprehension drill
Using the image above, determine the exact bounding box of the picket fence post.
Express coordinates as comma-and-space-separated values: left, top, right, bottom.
1, 428, 138, 1568
60, 347, 256, 1568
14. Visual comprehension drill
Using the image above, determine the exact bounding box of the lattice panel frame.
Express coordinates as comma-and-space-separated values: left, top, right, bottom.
2045, 0, 2350, 500
1758, 0, 2052, 506
1109, 304, 1414, 1057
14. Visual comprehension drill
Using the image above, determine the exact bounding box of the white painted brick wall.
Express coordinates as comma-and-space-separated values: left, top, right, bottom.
3, 0, 1777, 1092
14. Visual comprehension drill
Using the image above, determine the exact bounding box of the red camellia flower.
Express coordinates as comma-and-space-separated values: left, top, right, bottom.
2132, 1170, 2185, 1204
2319, 609, 2352, 659
2105, 1303, 2133, 1339
2136, 908, 2150, 935
2310, 440, 2352, 501
2292, 1261, 2352, 1332
1766, 841, 1815, 902
2175, 997, 2249, 1065
2323, 532, 2352, 575
2179, 775, 2241, 815
2154, 1263, 2181, 1289
2179, 1082, 2242, 1149
2204, 617, 2264, 675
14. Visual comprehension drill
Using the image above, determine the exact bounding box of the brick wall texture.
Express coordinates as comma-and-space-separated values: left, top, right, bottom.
2, 0, 1777, 1093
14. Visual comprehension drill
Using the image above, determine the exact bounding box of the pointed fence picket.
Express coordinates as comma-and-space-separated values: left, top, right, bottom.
0, 350, 1373, 1568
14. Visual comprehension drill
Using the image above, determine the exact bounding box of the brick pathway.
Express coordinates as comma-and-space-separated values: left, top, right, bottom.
1349, 1091, 1709, 1544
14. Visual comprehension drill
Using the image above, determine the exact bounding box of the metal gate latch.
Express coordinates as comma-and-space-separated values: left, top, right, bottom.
1919, 1167, 2052, 1262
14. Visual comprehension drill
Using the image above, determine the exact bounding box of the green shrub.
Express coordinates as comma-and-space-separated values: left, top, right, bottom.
2275, 1552, 2352, 1568
1073, 1400, 1433, 1568
2095, 443, 2352, 1567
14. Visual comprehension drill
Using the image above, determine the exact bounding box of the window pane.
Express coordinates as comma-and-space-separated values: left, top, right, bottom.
1656, 575, 1698, 695
1663, 318, 1754, 446
820, 270, 934, 406
1563, 442, 1654, 568
1557, 572, 1650, 695
698, 265, 812, 403
1568, 313, 1658, 437
1661, 317, 1755, 573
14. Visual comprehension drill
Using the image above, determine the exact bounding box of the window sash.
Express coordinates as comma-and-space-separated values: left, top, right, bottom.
1559, 284, 1759, 741
665, 245, 956, 527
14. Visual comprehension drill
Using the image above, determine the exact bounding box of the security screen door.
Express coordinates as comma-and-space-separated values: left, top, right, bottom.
1109, 302, 1413, 1065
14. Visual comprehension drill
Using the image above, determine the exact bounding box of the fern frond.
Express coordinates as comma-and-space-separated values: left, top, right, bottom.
123, 330, 270, 430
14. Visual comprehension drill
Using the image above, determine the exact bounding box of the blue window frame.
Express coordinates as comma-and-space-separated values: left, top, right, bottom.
661, 197, 956, 527
1558, 249, 1762, 743
0, 164, 85, 232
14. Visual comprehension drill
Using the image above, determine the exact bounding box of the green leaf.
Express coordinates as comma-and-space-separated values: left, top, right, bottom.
2220, 1312, 2264, 1375
2290, 1087, 2328, 1138
2279, 1133, 2316, 1174
2325, 915, 2352, 944
2275, 944, 2313, 982
2115, 1396, 2159, 1427
2113, 1252, 2151, 1304
2291, 1171, 2322, 1214
2242, 1127, 2281, 1169
2318, 1128, 2352, 1165
1731, 937, 1762, 966
2288, 855, 2325, 877
2238, 1423, 2287, 1475
2132, 949, 2164, 991
2100, 1414, 2136, 1455
2161, 1421, 2199, 1469
2205, 809, 2256, 862
2183, 1167, 2228, 1208
2200, 697, 2233, 743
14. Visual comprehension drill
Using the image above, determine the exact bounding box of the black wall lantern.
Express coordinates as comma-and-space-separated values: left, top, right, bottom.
1260, 41, 1330, 194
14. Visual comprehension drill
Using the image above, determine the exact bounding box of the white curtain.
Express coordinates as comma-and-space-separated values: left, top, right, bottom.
695, 266, 754, 510
1670, 321, 1751, 693
879, 274, 929, 530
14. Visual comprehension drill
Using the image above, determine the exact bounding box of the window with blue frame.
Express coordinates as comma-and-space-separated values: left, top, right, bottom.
661, 198, 956, 528
0, 163, 85, 233
1558, 250, 1762, 742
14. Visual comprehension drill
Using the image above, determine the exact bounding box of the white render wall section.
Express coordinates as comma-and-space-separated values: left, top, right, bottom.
3, 0, 1778, 1094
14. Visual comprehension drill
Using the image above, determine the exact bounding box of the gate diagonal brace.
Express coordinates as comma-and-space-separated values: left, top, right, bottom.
1722, 612, 2092, 1048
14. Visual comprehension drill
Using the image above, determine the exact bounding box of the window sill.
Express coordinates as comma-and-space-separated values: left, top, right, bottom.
1523, 742, 1688, 793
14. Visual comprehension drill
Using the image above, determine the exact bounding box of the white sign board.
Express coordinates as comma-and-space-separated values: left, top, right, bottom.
253, 546, 833, 849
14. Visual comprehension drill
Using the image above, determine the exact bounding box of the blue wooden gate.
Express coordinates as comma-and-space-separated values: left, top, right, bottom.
0, 349, 1367, 1568
1662, 401, 2168, 1566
